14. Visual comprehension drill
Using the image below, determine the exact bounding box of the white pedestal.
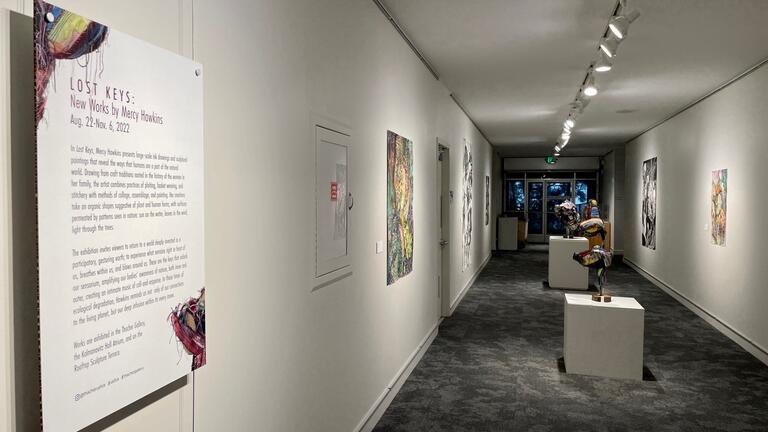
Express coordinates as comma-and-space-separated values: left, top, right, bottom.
564, 293, 645, 380
498, 217, 518, 250
548, 236, 588, 290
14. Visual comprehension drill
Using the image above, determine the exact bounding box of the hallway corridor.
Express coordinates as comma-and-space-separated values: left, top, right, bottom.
374, 247, 768, 431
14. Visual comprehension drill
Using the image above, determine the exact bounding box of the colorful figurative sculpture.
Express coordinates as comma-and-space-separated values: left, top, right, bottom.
577, 217, 606, 241
583, 199, 600, 220
573, 246, 613, 302
554, 200, 580, 238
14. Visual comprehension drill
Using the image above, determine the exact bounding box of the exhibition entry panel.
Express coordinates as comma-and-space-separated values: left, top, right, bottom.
34, 2, 205, 430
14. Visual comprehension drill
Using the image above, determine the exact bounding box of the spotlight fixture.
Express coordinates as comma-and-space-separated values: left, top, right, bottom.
554, 1, 639, 157
599, 34, 621, 58
583, 75, 598, 97
608, 8, 641, 39
594, 52, 613, 72
571, 98, 590, 114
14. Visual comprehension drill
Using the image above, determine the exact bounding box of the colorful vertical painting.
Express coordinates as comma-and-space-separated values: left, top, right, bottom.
462, 140, 473, 271
387, 131, 414, 285
642, 157, 657, 250
711, 169, 727, 246
485, 175, 490, 226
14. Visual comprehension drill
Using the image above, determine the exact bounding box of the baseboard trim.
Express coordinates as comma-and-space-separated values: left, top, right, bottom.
624, 257, 768, 366
354, 321, 440, 432
448, 252, 491, 316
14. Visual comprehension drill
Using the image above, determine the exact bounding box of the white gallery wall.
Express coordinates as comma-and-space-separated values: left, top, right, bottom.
624, 63, 768, 364
0, 0, 495, 431
194, 0, 493, 430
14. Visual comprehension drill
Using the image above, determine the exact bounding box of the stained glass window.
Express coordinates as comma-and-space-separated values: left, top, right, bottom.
575, 180, 597, 215
505, 180, 525, 212
529, 182, 543, 211
528, 211, 543, 234
547, 182, 571, 197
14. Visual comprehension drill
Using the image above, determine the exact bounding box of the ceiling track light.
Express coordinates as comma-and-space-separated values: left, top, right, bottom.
582, 74, 598, 97
608, 8, 641, 39
571, 97, 590, 113
555, 2, 639, 157
594, 52, 613, 72
600, 34, 621, 58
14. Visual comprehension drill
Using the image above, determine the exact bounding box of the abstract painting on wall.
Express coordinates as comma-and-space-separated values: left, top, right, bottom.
485, 175, 490, 226
462, 140, 473, 271
387, 130, 414, 285
641, 157, 657, 250
711, 168, 727, 246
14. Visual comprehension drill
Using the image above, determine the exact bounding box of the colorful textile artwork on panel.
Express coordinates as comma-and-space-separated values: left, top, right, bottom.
711, 169, 727, 246
387, 131, 414, 285
642, 157, 657, 250
485, 175, 490, 226
169, 288, 206, 371
35, 0, 108, 127
462, 140, 473, 271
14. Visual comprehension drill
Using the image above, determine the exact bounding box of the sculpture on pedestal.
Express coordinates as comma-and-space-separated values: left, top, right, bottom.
573, 247, 613, 302
554, 200, 580, 238
583, 198, 600, 220
577, 217, 606, 242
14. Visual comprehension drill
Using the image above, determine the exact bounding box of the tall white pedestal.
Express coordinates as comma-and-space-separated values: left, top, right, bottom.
564, 293, 645, 380
548, 236, 588, 290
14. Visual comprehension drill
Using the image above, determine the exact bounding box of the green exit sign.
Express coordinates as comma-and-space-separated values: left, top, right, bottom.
545, 156, 557, 165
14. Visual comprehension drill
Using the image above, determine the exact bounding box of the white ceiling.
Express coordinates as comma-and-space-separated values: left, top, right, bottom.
381, 0, 768, 156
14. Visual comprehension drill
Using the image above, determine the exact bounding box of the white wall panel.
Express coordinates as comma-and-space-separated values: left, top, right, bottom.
0, 1, 193, 430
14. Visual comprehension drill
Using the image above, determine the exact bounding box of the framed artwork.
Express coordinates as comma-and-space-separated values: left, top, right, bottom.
387, 131, 414, 285
462, 140, 473, 270
711, 169, 727, 246
642, 157, 657, 249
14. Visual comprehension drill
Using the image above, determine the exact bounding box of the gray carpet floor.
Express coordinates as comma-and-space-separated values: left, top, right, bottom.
373, 245, 768, 431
